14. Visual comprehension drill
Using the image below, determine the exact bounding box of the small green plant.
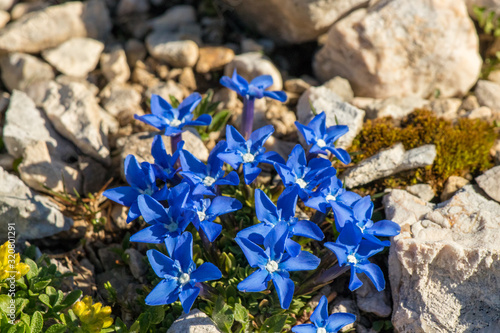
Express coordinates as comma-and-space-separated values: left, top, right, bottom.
474, 6, 500, 36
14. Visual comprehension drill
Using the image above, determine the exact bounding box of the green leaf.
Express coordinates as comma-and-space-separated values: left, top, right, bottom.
212, 297, 234, 333
260, 314, 288, 333
24, 259, 38, 282
147, 306, 165, 325
169, 95, 180, 108
14, 298, 28, 316
0, 295, 11, 315
208, 110, 231, 133
38, 294, 52, 309
32, 280, 51, 292
45, 286, 57, 296
59, 290, 82, 310
45, 324, 67, 333
114, 317, 129, 333
30, 311, 43, 333
6, 323, 26, 333
233, 303, 248, 324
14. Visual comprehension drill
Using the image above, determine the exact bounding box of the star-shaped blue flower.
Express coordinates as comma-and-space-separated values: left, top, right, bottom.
295, 112, 351, 164
274, 144, 337, 200
334, 196, 401, 247
146, 232, 222, 313
151, 135, 182, 182
292, 296, 356, 333
324, 223, 386, 291
135, 93, 211, 136
236, 225, 320, 309
237, 187, 324, 257
187, 195, 242, 242
220, 70, 287, 102
103, 155, 168, 223
217, 125, 284, 184
179, 140, 240, 196
130, 182, 193, 254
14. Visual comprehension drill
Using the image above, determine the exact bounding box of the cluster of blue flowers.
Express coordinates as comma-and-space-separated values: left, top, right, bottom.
103, 71, 400, 332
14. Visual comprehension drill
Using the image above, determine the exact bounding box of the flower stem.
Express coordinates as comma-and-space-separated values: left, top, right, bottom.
242, 97, 255, 140
170, 133, 182, 169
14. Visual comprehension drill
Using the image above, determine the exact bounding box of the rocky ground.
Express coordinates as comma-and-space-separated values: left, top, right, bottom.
1, 0, 500, 332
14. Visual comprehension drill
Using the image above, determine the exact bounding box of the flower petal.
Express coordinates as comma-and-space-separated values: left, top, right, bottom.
137, 195, 168, 224
295, 122, 317, 145
263, 223, 288, 260
225, 125, 246, 150
145, 279, 179, 306
124, 155, 148, 190
329, 147, 351, 165
126, 201, 141, 223
150, 94, 173, 116
263, 90, 287, 102
243, 163, 261, 184
352, 196, 373, 222
207, 196, 242, 217
348, 267, 363, 291
280, 251, 320, 272
255, 189, 279, 225
325, 125, 349, 143
179, 286, 200, 313
146, 249, 176, 278
357, 262, 385, 291
236, 223, 273, 245
237, 269, 270, 292
249, 125, 274, 151
173, 232, 193, 272
178, 93, 202, 118
179, 149, 206, 176
235, 237, 268, 268
310, 296, 328, 327
325, 313, 356, 332
103, 186, 138, 207
277, 186, 299, 221
130, 225, 168, 244
307, 112, 326, 137
292, 220, 324, 241
200, 221, 222, 242
285, 238, 302, 258
291, 324, 317, 333
190, 262, 222, 283
272, 271, 295, 309
250, 75, 273, 89
324, 242, 348, 266
367, 220, 401, 237
217, 151, 243, 169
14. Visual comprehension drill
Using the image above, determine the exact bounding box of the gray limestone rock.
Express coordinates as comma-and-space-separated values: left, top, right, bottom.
475, 165, 500, 202
167, 309, 221, 333
0, 53, 54, 92
384, 186, 500, 333
0, 167, 73, 242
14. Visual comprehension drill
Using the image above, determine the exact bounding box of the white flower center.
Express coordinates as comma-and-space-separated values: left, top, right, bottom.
178, 273, 190, 285
265, 260, 279, 273
325, 194, 336, 201
165, 223, 178, 232
347, 255, 357, 264
316, 139, 326, 148
203, 176, 216, 187
295, 178, 307, 189
242, 153, 255, 163
170, 119, 182, 127
317, 328, 327, 333
197, 211, 206, 221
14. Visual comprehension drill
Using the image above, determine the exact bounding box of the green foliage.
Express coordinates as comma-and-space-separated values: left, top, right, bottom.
474, 6, 500, 36
349, 110, 497, 189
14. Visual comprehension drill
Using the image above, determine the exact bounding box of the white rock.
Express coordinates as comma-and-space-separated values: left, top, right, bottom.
167, 309, 221, 333
441, 176, 470, 201
405, 184, 435, 202
430, 98, 462, 120
342, 143, 436, 188
0, 0, 111, 53
3, 90, 78, 160
474, 80, 500, 109
0, 53, 54, 92
117, 130, 208, 180
0, 10, 9, 29
100, 45, 130, 84
148, 5, 196, 32
0, 167, 73, 242
146, 31, 199, 68
42, 38, 104, 77
355, 274, 392, 317
314, 0, 481, 98
0, 0, 14, 11
366, 96, 430, 120
224, 52, 283, 91
18, 141, 82, 194
284, 78, 311, 94
100, 83, 142, 118
465, 106, 493, 120
117, 0, 149, 17
384, 185, 500, 333
297, 85, 365, 149
322, 76, 354, 102
124, 248, 148, 280
221, 0, 366, 44
475, 166, 500, 202
41, 81, 110, 164
330, 297, 359, 332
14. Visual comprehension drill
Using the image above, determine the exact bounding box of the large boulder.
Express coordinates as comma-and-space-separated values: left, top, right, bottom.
314, 0, 481, 98
0, 167, 73, 242
0, 0, 111, 54
221, 0, 367, 44
384, 186, 500, 332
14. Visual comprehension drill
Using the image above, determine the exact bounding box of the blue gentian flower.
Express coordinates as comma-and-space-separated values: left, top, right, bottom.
274, 144, 337, 200
103, 155, 168, 223
217, 125, 284, 184
145, 232, 222, 313
151, 135, 182, 182
179, 140, 240, 196
187, 195, 242, 242
220, 70, 287, 140
131, 182, 193, 255
220, 70, 287, 102
295, 112, 351, 164
324, 223, 386, 291
291, 296, 356, 333
305, 176, 360, 215
334, 196, 401, 247
237, 187, 324, 257
135, 93, 211, 136
236, 225, 320, 309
